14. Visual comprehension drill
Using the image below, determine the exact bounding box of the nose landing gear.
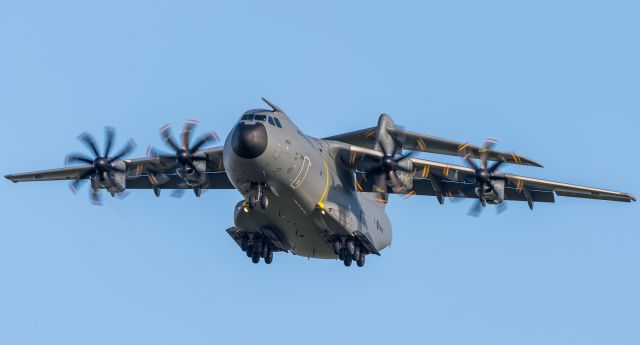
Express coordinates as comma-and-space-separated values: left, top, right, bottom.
248, 183, 270, 210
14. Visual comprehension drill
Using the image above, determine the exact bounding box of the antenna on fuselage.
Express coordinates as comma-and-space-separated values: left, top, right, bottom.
261, 97, 284, 113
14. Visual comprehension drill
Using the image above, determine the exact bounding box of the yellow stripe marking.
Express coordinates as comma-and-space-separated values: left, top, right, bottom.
458, 142, 470, 152
443, 165, 450, 177
149, 173, 158, 185
317, 159, 330, 209
421, 165, 430, 178
356, 182, 363, 192
417, 138, 425, 151
403, 190, 416, 199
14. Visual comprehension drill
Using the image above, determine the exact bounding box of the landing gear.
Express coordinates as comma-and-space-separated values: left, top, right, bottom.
332, 238, 342, 255
352, 246, 360, 261
248, 184, 270, 210
249, 194, 259, 209
239, 232, 275, 265
264, 248, 273, 264
334, 236, 368, 268
345, 238, 355, 257
251, 251, 260, 264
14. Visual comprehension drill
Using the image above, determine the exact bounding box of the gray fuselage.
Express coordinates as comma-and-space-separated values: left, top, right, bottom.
222, 108, 392, 259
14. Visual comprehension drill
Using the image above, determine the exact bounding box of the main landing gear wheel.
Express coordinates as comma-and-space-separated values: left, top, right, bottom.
352, 246, 361, 261
332, 239, 342, 255
343, 255, 353, 267
251, 251, 261, 264
345, 238, 355, 257
264, 248, 273, 264
357, 252, 366, 267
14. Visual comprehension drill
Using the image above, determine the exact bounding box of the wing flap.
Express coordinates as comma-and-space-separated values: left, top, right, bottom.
126, 172, 234, 189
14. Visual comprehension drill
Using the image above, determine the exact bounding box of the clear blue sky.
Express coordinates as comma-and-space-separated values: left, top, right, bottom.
1, 1, 638, 344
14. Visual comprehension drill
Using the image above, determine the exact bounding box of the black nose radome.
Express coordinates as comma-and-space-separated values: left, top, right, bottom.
231, 122, 268, 159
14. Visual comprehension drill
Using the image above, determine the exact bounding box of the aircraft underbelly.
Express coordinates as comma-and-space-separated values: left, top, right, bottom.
234, 194, 336, 259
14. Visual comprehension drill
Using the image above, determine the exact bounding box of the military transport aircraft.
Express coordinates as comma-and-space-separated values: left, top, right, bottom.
5, 98, 635, 267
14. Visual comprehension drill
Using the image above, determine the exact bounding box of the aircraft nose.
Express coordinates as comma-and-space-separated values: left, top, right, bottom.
231, 122, 268, 159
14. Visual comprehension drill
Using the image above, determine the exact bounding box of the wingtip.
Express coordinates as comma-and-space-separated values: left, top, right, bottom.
5, 174, 17, 183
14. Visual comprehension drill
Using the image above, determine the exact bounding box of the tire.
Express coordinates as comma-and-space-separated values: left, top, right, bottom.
357, 253, 365, 267
246, 245, 254, 258
343, 255, 352, 267
352, 246, 360, 261
338, 249, 345, 261
265, 248, 273, 264
260, 194, 269, 209
332, 239, 341, 255
261, 244, 268, 258
252, 251, 260, 264
346, 238, 355, 256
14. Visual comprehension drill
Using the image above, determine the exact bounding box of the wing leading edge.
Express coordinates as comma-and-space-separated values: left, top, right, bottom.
325, 126, 542, 167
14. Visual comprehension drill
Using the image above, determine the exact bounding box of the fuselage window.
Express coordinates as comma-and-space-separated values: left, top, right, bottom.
268, 116, 276, 126
273, 117, 282, 128
254, 114, 267, 122
241, 114, 254, 121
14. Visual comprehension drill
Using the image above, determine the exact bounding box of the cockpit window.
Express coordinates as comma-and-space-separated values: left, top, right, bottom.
268, 116, 276, 126
273, 117, 282, 128
241, 114, 254, 121
254, 114, 267, 122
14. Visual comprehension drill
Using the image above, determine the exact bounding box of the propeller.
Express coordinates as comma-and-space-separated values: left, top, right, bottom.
360, 136, 415, 203
160, 120, 218, 171
65, 127, 136, 205
146, 119, 219, 195
158, 119, 219, 172
462, 139, 508, 217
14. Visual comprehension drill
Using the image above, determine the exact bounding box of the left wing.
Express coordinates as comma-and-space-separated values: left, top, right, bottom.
337, 144, 635, 205
407, 157, 635, 203
325, 126, 542, 167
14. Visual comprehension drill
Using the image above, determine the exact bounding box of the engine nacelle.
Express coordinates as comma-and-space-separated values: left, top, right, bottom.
394, 159, 414, 192
475, 178, 505, 204
176, 153, 208, 186
92, 159, 127, 194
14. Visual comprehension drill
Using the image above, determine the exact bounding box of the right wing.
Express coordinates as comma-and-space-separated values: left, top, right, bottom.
5, 146, 232, 189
